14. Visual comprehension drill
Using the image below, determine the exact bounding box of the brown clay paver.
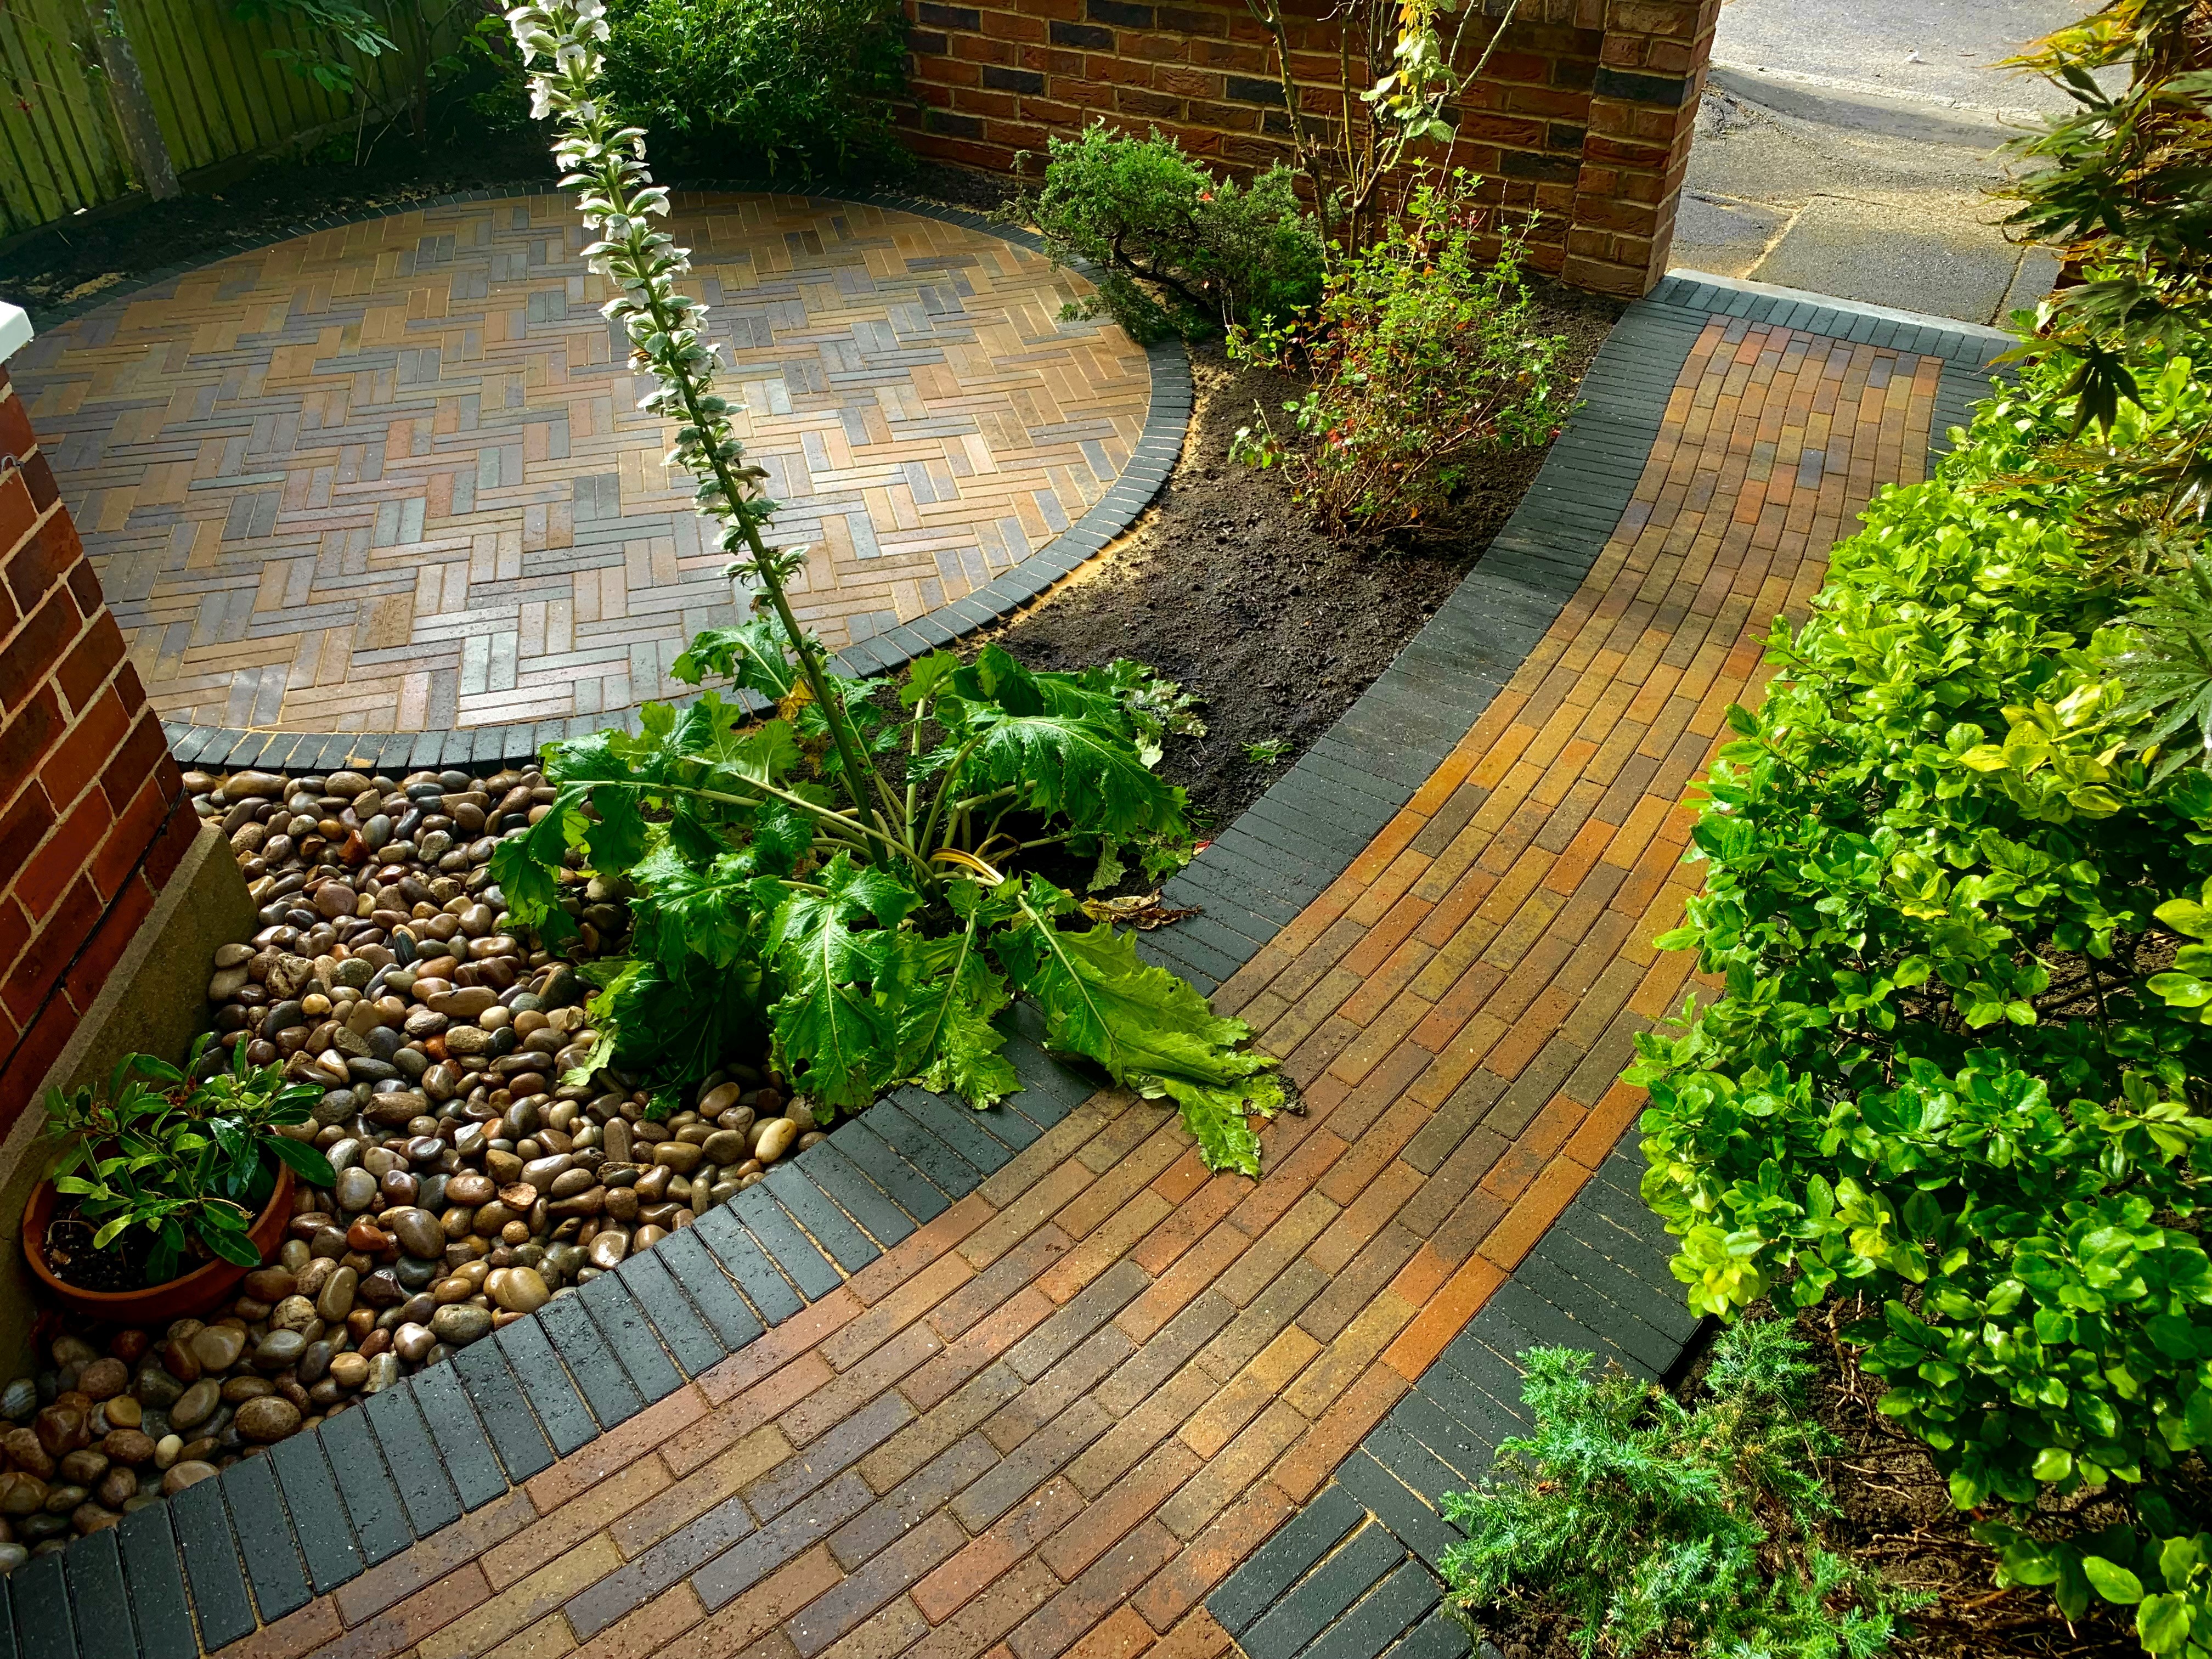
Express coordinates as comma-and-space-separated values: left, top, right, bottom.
208, 315, 1942, 1659
9, 193, 1147, 735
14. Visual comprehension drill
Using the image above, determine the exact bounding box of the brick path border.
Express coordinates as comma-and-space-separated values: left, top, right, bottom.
1200, 275, 2010, 1659
13, 181, 1191, 778
0, 274, 2008, 1659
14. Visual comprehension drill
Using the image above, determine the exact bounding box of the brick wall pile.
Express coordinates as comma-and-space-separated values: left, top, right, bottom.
0, 358, 196, 1132
900, 0, 1717, 295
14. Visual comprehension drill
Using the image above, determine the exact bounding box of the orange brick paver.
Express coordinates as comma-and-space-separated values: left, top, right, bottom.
11, 193, 1148, 735
216, 316, 1944, 1659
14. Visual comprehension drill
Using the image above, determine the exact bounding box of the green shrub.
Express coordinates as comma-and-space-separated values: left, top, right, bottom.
1025, 123, 1322, 342
1441, 1319, 1918, 1659
1227, 171, 1570, 531
1628, 315, 2212, 1652
597, 0, 907, 180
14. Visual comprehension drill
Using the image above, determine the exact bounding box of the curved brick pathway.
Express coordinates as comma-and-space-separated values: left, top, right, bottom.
8, 191, 1152, 740
47, 282, 1999, 1659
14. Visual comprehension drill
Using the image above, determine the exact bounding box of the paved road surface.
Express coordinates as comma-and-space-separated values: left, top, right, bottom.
1671, 0, 2087, 321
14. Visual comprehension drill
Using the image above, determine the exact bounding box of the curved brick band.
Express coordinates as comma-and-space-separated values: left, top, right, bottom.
7, 184, 1190, 777
0, 278, 2008, 1659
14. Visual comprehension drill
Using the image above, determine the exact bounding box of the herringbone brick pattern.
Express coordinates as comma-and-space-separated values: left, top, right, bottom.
210, 315, 1941, 1659
9, 193, 1147, 736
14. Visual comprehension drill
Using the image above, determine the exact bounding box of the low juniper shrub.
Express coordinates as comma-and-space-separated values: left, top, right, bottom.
1441, 1318, 1922, 1659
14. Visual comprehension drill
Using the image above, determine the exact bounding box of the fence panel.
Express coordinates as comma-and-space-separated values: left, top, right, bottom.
0, 0, 459, 239
0, 0, 133, 234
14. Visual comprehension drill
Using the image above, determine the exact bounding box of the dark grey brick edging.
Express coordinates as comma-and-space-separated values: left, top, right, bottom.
80, 182, 1191, 778
1200, 276, 2016, 1659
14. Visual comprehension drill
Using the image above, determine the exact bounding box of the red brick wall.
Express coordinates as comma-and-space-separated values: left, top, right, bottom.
0, 359, 198, 1135
900, 0, 1716, 296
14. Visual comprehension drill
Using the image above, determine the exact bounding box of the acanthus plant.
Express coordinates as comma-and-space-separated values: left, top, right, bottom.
493, 0, 1285, 1173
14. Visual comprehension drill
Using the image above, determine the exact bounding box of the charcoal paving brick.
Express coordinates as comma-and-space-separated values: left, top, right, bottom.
115, 1506, 195, 1659
768, 1159, 891, 1266
268, 1433, 365, 1589
170, 1479, 256, 1649
1242, 1522, 1407, 1659
733, 1186, 848, 1297
655, 1226, 768, 1350
494, 1314, 602, 1455
319, 1404, 414, 1564
540, 1285, 650, 1422
221, 1453, 313, 1622
452, 1338, 558, 1481
364, 1384, 466, 1537
828, 1119, 950, 1222
60, 1529, 129, 1659
410, 1361, 512, 1509
1210, 1484, 1365, 1634
12, 1554, 73, 1659
579, 1263, 689, 1400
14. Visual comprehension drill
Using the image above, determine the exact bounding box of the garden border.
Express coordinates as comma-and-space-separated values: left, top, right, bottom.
11, 179, 1193, 778
1199, 272, 2015, 1659
0, 273, 2007, 1659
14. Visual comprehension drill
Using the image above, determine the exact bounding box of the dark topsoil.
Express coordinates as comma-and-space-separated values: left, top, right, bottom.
1481, 1303, 2145, 1659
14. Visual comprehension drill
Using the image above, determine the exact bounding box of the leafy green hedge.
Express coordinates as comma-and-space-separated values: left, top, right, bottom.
1631, 326, 2212, 1652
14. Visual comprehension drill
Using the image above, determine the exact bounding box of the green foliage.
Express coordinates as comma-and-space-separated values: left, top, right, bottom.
597, 0, 907, 179
1228, 171, 1571, 530
1440, 1319, 1920, 1659
1997, 0, 2212, 432
1626, 314, 2212, 1652
498, 645, 1286, 1172
508, 0, 1280, 1180
1243, 737, 1291, 765
1025, 123, 1322, 342
42, 1037, 333, 1286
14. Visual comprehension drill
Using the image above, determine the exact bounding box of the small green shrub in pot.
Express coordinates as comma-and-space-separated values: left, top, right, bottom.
41, 1037, 334, 1289
597, 0, 907, 180
1441, 1318, 1922, 1658
1227, 171, 1571, 531
1025, 123, 1322, 342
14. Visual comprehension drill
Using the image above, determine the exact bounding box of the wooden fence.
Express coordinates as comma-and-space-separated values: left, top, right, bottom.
0, 0, 465, 236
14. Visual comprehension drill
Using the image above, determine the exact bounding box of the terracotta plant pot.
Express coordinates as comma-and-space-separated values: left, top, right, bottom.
21, 1166, 295, 1327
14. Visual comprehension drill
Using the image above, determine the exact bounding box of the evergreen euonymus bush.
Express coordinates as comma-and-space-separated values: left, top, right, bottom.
1632, 324, 2212, 1652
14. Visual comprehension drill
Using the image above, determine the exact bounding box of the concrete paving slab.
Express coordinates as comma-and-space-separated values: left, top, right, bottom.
1748, 194, 2038, 325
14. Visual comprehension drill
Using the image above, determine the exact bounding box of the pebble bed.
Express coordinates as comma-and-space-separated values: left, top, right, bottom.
0, 763, 817, 1567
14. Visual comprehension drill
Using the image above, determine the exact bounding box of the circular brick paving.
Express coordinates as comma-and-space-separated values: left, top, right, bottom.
10, 191, 1154, 737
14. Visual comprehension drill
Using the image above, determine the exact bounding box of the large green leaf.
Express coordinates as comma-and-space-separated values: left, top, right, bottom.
894, 917, 1020, 1107
766, 854, 917, 1110
671, 615, 798, 699
989, 877, 1280, 1173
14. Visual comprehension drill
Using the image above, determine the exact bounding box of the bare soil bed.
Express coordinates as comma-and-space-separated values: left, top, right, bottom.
994, 298, 1620, 830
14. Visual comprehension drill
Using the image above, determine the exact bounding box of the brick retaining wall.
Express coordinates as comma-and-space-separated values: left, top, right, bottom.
0, 336, 197, 1134
899, 0, 1717, 296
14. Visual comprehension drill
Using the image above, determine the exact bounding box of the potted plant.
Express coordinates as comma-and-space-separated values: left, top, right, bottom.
24, 1036, 336, 1322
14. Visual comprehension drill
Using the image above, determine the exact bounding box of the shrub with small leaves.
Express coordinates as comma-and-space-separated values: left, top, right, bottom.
1629, 313, 2212, 1652
1440, 1318, 1920, 1659
1228, 171, 1570, 531
1025, 123, 1322, 342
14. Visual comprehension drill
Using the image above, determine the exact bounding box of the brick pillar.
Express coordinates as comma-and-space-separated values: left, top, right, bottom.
1566, 0, 1718, 295
0, 303, 199, 1133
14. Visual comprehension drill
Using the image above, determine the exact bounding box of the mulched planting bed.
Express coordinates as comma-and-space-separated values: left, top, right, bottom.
991, 287, 1620, 829
1480, 1304, 2143, 1659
